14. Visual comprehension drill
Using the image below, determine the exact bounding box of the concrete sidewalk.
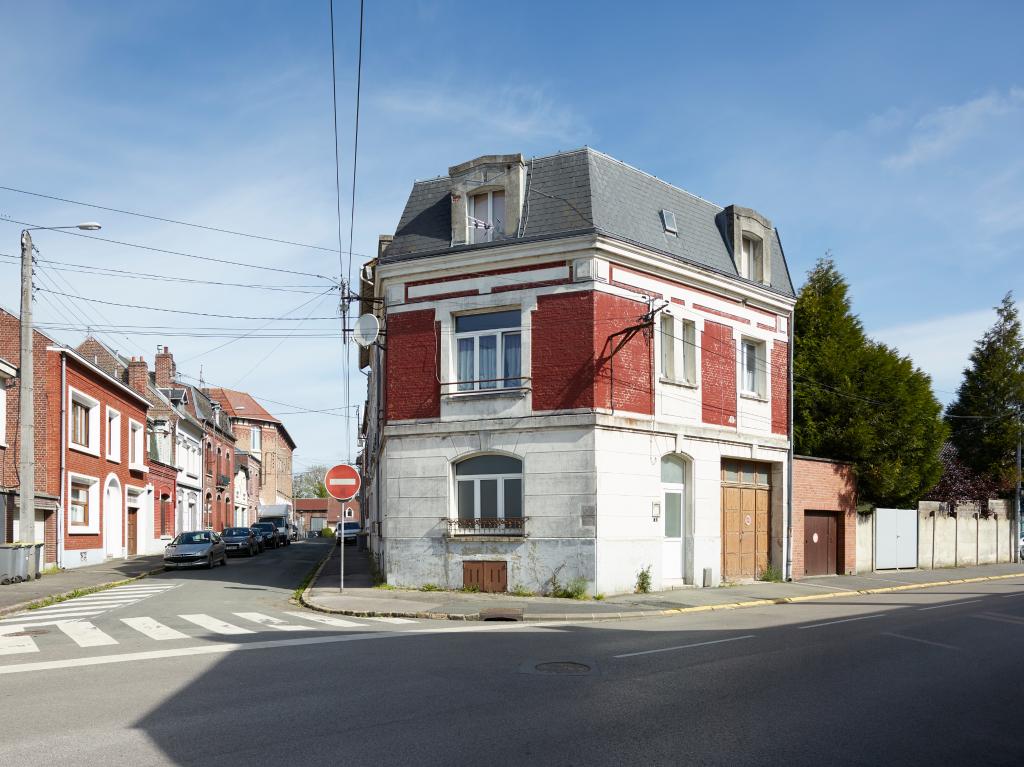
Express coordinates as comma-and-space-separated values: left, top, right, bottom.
302, 547, 1024, 622
0, 553, 165, 616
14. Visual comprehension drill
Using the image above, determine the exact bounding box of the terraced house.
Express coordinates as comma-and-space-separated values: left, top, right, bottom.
360, 148, 796, 595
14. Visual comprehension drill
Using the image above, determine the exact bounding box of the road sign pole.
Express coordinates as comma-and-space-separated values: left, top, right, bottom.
324, 465, 361, 593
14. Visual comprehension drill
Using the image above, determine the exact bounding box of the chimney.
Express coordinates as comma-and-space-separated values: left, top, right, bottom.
127, 356, 149, 395
155, 346, 176, 388
377, 234, 393, 259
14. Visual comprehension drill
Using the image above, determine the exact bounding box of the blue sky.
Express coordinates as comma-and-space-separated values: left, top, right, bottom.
2, 1, 1022, 466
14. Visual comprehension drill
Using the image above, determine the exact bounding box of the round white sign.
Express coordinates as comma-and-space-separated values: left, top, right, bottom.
812, 532, 819, 544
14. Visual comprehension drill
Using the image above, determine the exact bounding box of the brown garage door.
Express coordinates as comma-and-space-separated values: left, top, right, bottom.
721, 460, 771, 580
804, 511, 837, 576
463, 561, 508, 593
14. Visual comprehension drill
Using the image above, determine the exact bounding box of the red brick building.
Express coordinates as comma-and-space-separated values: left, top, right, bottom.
294, 497, 361, 534
1, 309, 155, 567
791, 456, 857, 577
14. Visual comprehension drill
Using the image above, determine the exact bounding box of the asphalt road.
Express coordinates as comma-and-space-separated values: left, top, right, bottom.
1, 549, 1022, 766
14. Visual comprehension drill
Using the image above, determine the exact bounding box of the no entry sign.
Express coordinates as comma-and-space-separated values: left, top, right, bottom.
324, 464, 361, 500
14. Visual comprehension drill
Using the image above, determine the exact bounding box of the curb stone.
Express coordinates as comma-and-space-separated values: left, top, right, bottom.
300, 571, 1024, 623
295, 545, 336, 611
0, 564, 166, 618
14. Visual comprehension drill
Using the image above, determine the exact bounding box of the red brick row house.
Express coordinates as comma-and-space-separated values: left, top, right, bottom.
1, 310, 156, 567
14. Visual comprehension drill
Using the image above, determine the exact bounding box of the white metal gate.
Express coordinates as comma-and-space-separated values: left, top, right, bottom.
875, 508, 918, 569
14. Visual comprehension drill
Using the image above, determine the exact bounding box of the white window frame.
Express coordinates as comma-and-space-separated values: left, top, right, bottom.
250, 425, 262, 453
454, 458, 524, 521
105, 406, 121, 462
454, 311, 522, 393
67, 472, 100, 535
740, 338, 767, 399
741, 234, 765, 283
468, 190, 505, 244
659, 313, 697, 386
68, 387, 100, 456
128, 418, 147, 472
0, 382, 7, 448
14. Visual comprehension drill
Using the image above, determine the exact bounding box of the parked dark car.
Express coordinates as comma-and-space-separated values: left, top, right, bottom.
253, 521, 282, 549
249, 526, 267, 552
222, 527, 258, 557
164, 531, 227, 569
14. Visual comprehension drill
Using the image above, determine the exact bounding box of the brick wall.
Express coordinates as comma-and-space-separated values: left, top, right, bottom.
593, 292, 653, 414
532, 291, 596, 411
149, 459, 177, 538
771, 341, 789, 436
792, 456, 857, 577
701, 320, 736, 427
63, 357, 149, 552
385, 309, 441, 421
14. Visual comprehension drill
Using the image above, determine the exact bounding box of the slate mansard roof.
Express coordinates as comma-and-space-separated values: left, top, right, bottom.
383, 147, 795, 298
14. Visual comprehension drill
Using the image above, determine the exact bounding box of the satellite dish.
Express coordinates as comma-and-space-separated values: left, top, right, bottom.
352, 313, 380, 347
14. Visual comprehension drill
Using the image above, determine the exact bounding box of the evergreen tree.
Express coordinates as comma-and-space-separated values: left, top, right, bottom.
794, 257, 947, 506
947, 293, 1024, 488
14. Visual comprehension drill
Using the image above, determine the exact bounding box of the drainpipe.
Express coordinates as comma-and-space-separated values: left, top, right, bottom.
785, 315, 794, 580
57, 351, 67, 569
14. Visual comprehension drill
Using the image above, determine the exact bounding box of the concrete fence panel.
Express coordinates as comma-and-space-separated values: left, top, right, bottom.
917, 500, 1011, 570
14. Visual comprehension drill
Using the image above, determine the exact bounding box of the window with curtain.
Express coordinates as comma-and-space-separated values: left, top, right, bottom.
455, 310, 521, 391
455, 454, 523, 520
741, 339, 766, 397
469, 190, 506, 244
742, 235, 764, 283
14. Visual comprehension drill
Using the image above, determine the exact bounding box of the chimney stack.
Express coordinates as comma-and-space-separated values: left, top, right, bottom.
155, 345, 176, 388
127, 356, 149, 395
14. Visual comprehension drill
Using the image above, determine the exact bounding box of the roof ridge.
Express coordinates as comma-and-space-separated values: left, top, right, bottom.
584, 147, 725, 212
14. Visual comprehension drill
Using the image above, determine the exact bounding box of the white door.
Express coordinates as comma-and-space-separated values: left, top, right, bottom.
662, 490, 684, 580
104, 479, 123, 558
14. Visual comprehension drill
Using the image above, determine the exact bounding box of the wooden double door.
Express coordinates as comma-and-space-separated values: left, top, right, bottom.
721, 460, 771, 580
804, 511, 838, 576
463, 561, 508, 593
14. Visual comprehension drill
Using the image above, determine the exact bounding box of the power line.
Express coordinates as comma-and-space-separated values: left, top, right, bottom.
36, 287, 342, 321
0, 216, 338, 281
0, 184, 350, 255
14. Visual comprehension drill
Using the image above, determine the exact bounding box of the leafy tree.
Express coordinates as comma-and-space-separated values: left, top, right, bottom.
794, 257, 947, 507
293, 464, 329, 499
946, 292, 1024, 489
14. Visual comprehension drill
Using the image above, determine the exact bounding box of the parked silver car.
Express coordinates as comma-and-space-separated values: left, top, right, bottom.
222, 527, 258, 557
164, 531, 228, 570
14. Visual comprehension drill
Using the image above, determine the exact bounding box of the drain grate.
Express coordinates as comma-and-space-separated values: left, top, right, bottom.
534, 661, 592, 675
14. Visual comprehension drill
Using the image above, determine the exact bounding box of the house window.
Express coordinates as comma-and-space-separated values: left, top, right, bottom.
469, 190, 505, 244
250, 426, 261, 453
455, 310, 521, 391
0, 383, 7, 446
68, 474, 99, 533
106, 407, 121, 461
741, 235, 764, 283
741, 339, 767, 397
68, 388, 100, 455
128, 419, 145, 469
455, 455, 523, 521
660, 315, 697, 385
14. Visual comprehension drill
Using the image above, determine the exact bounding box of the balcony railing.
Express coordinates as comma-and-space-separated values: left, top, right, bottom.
447, 517, 526, 536
216, 473, 230, 488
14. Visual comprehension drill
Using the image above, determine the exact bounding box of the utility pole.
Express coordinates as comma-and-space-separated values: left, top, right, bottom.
1016, 405, 1021, 564
18, 230, 35, 545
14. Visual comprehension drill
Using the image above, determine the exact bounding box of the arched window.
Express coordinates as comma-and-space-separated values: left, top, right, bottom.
661, 455, 688, 581
454, 455, 523, 523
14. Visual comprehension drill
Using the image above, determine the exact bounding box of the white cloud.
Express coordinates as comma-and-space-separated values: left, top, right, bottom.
885, 87, 1024, 169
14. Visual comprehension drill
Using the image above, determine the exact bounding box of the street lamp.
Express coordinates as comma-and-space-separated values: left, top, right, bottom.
18, 222, 102, 548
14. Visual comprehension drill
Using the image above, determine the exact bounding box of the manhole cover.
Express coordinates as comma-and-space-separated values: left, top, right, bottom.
534, 661, 591, 675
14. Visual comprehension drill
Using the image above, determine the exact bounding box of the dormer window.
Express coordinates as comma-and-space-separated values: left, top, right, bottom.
741, 235, 764, 283
469, 190, 505, 244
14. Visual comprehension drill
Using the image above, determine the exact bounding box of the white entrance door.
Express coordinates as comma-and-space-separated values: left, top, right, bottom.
661, 455, 687, 582
104, 478, 123, 558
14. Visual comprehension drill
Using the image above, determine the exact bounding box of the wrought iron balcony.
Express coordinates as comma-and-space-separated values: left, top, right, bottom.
447, 517, 526, 536
217, 473, 231, 488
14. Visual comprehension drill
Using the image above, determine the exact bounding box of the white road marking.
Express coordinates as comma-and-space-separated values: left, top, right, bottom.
121, 617, 188, 641
362, 617, 416, 625
917, 600, 981, 611
614, 634, 755, 659
0, 621, 560, 675
180, 614, 254, 635
881, 632, 960, 650
799, 614, 884, 630
0, 628, 39, 656
975, 612, 1024, 626
57, 621, 118, 648
1, 609, 107, 623
234, 613, 306, 632
284, 612, 365, 628
108, 584, 177, 590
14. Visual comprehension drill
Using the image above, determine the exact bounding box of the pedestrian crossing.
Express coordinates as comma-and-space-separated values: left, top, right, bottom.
0, 582, 180, 628
0, 610, 418, 656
